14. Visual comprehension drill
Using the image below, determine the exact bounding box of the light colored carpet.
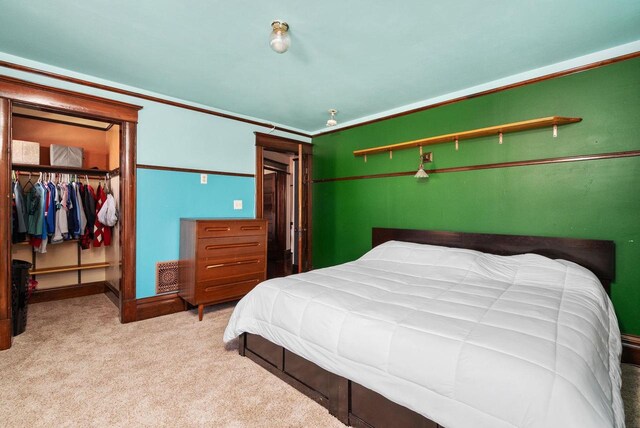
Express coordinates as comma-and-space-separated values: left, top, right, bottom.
0, 294, 638, 427
0, 294, 342, 428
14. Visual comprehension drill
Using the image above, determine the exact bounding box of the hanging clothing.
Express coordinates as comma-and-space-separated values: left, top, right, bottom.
83, 184, 97, 240
37, 183, 49, 254
45, 182, 56, 235
26, 183, 44, 237
11, 195, 20, 244
12, 180, 27, 243
78, 184, 96, 250
98, 194, 118, 227
27, 183, 44, 248
13, 180, 27, 236
52, 183, 67, 243
76, 183, 87, 237
67, 182, 80, 238
59, 183, 71, 241
93, 185, 110, 247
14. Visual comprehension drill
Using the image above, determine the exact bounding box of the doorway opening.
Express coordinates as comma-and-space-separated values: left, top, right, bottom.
255, 133, 312, 278
263, 150, 295, 278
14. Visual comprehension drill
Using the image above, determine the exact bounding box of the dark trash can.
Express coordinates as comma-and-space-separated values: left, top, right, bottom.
11, 259, 32, 336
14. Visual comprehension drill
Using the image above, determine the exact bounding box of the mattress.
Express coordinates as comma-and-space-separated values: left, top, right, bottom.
224, 240, 624, 428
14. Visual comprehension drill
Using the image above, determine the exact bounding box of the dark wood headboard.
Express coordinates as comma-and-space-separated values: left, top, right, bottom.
372, 228, 615, 292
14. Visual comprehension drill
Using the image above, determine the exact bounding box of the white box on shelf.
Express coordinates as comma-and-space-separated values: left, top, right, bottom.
50, 144, 84, 168
12, 140, 40, 165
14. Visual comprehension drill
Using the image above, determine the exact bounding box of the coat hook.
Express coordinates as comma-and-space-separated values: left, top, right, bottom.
499, 132, 503, 144
455, 137, 459, 151
389, 150, 393, 159
553, 124, 558, 138
364, 154, 367, 163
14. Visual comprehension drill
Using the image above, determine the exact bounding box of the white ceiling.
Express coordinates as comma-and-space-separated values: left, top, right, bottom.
0, 1, 638, 133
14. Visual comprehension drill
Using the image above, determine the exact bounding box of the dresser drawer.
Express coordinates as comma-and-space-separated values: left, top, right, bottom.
197, 235, 265, 260
197, 255, 266, 281
197, 220, 266, 238
196, 274, 263, 303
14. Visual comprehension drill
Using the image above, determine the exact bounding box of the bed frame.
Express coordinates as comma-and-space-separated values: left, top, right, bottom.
238, 228, 616, 428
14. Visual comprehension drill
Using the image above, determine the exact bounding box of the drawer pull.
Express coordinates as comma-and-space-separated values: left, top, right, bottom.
204, 278, 260, 292
240, 226, 262, 231
205, 242, 260, 250
206, 259, 260, 269
205, 226, 231, 232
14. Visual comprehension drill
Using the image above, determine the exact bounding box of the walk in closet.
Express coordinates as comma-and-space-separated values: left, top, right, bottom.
1, 76, 140, 350
10, 106, 122, 310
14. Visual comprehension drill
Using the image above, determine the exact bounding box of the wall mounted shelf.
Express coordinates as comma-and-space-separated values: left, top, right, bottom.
353, 116, 582, 157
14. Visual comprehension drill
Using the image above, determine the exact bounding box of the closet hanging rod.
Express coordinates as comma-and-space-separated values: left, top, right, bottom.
29, 262, 111, 276
12, 163, 110, 176
13, 171, 107, 180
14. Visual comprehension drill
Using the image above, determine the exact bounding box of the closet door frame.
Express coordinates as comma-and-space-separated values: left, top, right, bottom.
0, 75, 142, 350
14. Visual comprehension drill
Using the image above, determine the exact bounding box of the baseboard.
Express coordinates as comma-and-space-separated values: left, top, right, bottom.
135, 292, 186, 321
0, 318, 11, 350
104, 282, 120, 308
622, 333, 640, 365
30, 281, 107, 304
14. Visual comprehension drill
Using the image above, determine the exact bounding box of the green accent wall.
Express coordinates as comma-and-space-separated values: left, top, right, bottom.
312, 57, 640, 335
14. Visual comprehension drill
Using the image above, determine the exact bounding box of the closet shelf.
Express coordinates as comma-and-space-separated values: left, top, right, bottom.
12, 163, 110, 176
30, 262, 111, 276
353, 116, 582, 157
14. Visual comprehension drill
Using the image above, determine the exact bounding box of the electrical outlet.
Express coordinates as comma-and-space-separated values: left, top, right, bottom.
200, 174, 207, 184
233, 200, 243, 210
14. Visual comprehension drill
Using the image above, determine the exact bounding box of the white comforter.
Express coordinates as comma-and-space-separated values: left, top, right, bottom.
224, 241, 624, 428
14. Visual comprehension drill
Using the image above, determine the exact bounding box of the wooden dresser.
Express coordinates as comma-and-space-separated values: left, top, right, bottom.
179, 218, 267, 320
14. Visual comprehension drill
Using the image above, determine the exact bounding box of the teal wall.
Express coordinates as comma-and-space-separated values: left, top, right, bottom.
312, 57, 640, 335
0, 52, 307, 299
136, 169, 254, 298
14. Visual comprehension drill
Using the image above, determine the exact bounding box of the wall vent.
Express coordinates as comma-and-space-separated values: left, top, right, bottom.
156, 260, 179, 294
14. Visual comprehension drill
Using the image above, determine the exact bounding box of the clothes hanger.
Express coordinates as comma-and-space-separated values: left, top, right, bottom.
23, 172, 34, 191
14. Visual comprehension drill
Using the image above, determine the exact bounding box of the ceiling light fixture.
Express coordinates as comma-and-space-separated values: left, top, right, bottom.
270, 20, 290, 54
326, 109, 338, 127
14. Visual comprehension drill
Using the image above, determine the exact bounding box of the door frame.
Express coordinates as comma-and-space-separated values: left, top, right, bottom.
0, 75, 142, 349
255, 132, 313, 272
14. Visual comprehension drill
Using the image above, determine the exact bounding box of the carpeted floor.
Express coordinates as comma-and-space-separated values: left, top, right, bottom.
0, 294, 638, 427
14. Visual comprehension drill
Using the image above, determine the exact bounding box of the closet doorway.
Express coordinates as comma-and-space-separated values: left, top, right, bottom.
255, 133, 312, 277
0, 76, 141, 350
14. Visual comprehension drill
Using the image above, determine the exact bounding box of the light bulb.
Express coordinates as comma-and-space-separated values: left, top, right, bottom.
270, 21, 290, 54
326, 109, 338, 127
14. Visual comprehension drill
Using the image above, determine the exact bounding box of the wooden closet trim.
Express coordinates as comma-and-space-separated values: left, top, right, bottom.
0, 98, 11, 350
0, 75, 141, 122
0, 76, 141, 350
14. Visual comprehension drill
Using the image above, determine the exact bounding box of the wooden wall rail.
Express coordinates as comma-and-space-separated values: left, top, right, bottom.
314, 149, 640, 183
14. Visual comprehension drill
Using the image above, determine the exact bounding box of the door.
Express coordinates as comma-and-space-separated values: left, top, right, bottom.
297, 150, 312, 272
255, 133, 312, 275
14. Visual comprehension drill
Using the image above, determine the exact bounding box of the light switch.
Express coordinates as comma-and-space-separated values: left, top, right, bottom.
233, 200, 243, 210
200, 174, 207, 184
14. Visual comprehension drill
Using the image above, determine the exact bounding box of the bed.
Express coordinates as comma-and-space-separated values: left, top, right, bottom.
223, 228, 622, 428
